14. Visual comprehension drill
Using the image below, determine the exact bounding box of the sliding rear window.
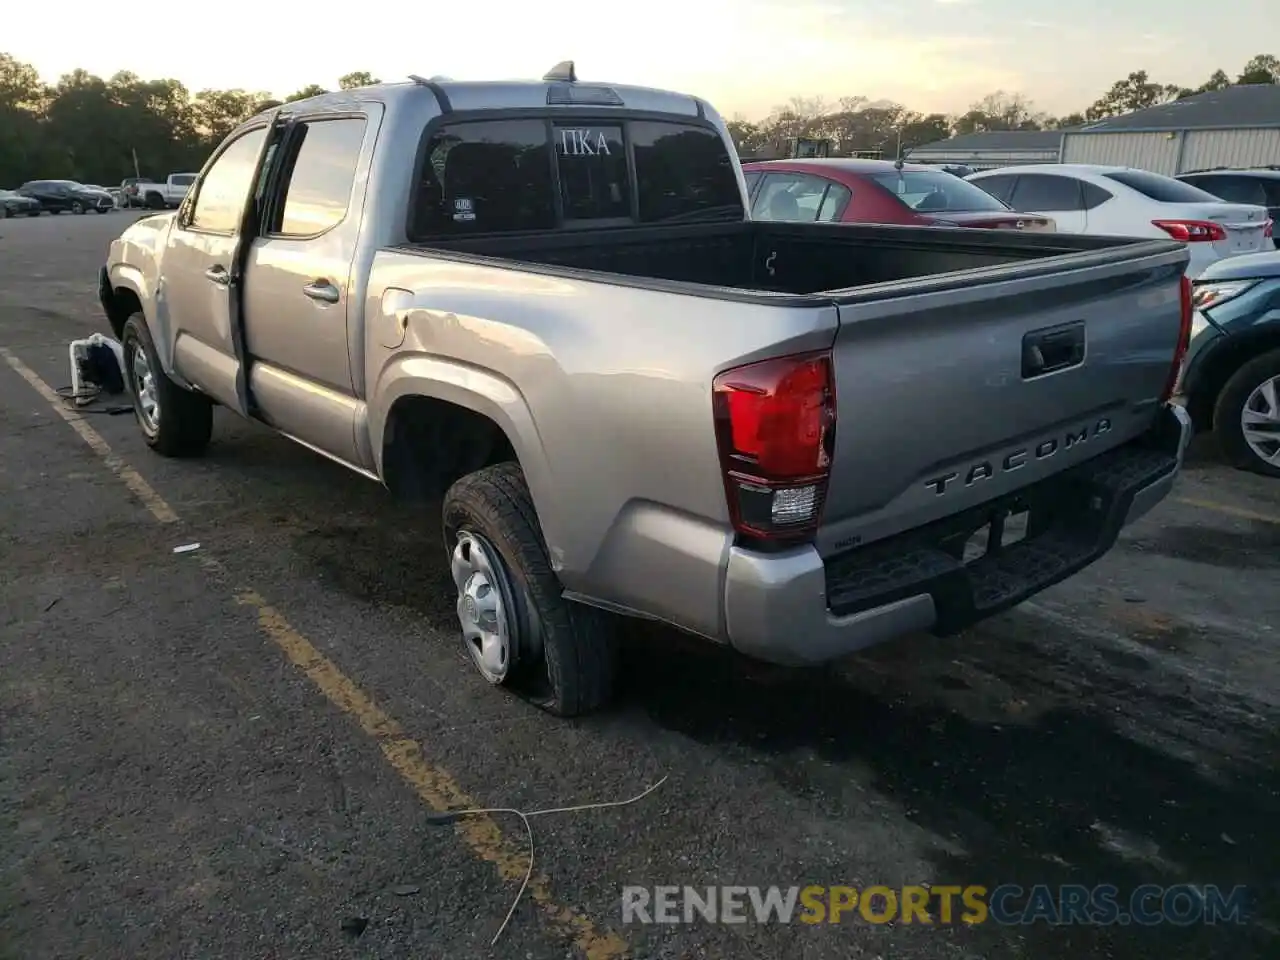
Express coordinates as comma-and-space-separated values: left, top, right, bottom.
409, 117, 743, 239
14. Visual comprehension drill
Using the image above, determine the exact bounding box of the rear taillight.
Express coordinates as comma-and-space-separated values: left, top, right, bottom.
712, 351, 835, 542
1162, 275, 1194, 402
1152, 219, 1227, 242
1265, 220, 1274, 239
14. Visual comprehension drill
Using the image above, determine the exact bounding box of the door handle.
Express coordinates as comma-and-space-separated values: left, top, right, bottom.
204, 265, 230, 285
303, 280, 340, 304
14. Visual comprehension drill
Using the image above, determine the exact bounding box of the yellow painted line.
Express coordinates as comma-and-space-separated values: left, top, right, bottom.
1174, 496, 1280, 526
240, 591, 628, 959
2, 347, 629, 959
1, 347, 178, 523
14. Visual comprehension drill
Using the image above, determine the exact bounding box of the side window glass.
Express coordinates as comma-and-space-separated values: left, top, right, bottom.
1011, 174, 1082, 211
190, 127, 267, 233
409, 119, 555, 238
752, 173, 835, 222
553, 124, 629, 221
974, 175, 1016, 204
1080, 181, 1113, 210
271, 118, 366, 236
816, 182, 851, 221
743, 171, 761, 195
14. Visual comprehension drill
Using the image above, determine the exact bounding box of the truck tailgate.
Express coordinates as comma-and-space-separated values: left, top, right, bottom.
816, 246, 1188, 557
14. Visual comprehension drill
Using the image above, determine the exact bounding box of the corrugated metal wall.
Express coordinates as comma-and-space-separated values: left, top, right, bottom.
1060, 132, 1182, 174
1180, 128, 1280, 172
1061, 127, 1280, 174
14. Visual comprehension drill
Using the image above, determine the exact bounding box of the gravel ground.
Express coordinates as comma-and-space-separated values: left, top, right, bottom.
2, 210, 1278, 960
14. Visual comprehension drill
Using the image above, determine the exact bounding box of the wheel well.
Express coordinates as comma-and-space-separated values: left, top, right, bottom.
105, 287, 142, 340
1188, 329, 1280, 431
381, 396, 518, 501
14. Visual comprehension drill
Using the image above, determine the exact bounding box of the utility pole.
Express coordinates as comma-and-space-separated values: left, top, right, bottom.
132, 148, 141, 178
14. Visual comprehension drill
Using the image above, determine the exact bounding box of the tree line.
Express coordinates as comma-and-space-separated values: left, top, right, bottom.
1, 50, 1277, 188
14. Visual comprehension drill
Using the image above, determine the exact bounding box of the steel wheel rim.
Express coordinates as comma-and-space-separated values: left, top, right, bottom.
450, 531, 513, 683
1242, 373, 1280, 466
131, 344, 160, 433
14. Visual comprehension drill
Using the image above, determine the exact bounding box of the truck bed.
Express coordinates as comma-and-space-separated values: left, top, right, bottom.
405, 219, 1178, 300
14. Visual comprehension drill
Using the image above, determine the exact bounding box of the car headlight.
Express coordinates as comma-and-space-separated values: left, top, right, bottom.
1191, 279, 1257, 311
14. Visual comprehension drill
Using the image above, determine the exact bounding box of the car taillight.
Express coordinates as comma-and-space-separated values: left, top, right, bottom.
712, 351, 835, 542
1162, 275, 1194, 402
1265, 220, 1274, 239
1152, 219, 1227, 242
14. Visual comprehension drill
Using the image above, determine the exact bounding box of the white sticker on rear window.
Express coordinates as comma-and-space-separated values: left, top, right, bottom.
557, 128, 613, 156
452, 197, 476, 222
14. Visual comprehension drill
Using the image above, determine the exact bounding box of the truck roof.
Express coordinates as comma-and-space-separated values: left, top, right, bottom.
269, 73, 711, 123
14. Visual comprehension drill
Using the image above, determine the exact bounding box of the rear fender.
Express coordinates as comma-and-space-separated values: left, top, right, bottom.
369, 354, 565, 567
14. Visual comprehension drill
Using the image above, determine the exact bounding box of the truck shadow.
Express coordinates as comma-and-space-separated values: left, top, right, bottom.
617, 619, 1279, 960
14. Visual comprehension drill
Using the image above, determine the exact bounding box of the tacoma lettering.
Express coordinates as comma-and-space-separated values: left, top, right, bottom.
925, 418, 1113, 496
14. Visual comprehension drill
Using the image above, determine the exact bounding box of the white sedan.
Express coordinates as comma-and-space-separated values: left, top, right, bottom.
967, 164, 1272, 277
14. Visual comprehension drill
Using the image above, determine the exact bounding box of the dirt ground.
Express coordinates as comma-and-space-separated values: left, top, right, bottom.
2, 210, 1278, 960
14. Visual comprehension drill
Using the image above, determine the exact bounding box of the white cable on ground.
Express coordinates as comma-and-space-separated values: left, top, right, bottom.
425, 775, 669, 946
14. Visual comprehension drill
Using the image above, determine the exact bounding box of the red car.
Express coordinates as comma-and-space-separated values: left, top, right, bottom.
741, 158, 1056, 231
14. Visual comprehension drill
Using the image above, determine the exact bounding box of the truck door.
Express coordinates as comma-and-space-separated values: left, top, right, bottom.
162, 112, 284, 416
239, 109, 378, 469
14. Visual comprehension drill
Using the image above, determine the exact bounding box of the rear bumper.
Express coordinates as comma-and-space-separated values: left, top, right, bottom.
723, 403, 1192, 665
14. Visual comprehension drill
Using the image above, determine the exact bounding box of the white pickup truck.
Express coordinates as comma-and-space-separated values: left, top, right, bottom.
100, 65, 1193, 716
127, 173, 198, 209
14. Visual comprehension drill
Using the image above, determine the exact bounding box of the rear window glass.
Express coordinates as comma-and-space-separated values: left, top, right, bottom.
409, 118, 743, 239
1102, 170, 1217, 203
630, 121, 742, 223
554, 124, 629, 221
868, 170, 1009, 213
171, 174, 197, 187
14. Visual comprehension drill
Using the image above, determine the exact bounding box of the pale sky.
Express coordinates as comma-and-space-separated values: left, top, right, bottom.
6, 0, 1279, 119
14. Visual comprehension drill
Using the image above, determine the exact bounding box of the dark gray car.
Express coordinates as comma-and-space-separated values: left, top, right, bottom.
1178, 250, 1280, 476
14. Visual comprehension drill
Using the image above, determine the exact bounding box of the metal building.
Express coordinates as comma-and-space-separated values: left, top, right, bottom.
905, 130, 1064, 170
1061, 84, 1280, 175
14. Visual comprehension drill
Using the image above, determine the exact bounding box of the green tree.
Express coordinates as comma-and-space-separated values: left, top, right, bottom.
1237, 53, 1279, 84
286, 83, 328, 102
1085, 71, 1181, 120
338, 71, 380, 90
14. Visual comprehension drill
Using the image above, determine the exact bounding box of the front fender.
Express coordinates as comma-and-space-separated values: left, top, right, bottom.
369, 354, 567, 570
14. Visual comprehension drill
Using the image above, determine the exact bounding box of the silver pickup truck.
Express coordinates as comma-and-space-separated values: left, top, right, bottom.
100, 64, 1194, 716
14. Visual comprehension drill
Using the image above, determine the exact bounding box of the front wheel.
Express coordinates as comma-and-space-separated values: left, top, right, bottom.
71, 201, 85, 215
121, 314, 213, 457
1214, 348, 1280, 478
442, 462, 619, 716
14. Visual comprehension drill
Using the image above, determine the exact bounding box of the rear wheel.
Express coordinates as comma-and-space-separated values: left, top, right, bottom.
442, 462, 618, 716
121, 314, 213, 457
71, 200, 85, 215
1214, 348, 1280, 478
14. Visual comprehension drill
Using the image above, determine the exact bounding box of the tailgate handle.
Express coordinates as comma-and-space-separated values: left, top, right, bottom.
1022, 321, 1085, 379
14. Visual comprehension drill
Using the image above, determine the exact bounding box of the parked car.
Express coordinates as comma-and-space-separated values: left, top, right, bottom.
120, 177, 155, 208
16, 180, 115, 214
131, 173, 198, 209
1177, 250, 1280, 476
967, 165, 1272, 278
99, 68, 1193, 716
743, 159, 1055, 231
0, 188, 42, 218
1176, 169, 1280, 249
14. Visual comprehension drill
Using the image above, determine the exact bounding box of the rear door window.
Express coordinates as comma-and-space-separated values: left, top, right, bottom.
972, 174, 1017, 204
269, 117, 366, 236
1009, 174, 1083, 212
752, 173, 848, 222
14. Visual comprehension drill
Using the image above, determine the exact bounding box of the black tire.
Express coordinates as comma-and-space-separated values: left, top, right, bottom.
146, 192, 165, 210
442, 462, 619, 716
27, 210, 41, 217
121, 314, 213, 457
71, 201, 85, 215
1213, 347, 1280, 478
